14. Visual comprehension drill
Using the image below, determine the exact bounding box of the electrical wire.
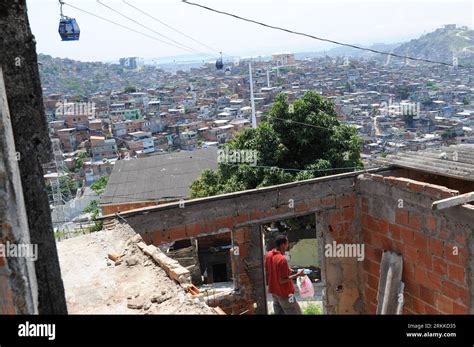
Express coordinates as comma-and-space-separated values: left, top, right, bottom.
92, 159, 372, 203
122, 0, 228, 57
271, 116, 337, 131
181, 0, 474, 69
95, 0, 214, 59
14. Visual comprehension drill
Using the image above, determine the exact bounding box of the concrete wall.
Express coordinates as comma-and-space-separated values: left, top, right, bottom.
317, 190, 363, 314
51, 187, 99, 225
0, 67, 38, 314
0, 0, 67, 313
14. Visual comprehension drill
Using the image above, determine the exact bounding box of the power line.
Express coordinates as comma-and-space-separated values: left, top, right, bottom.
95, 158, 371, 203
182, 0, 473, 69
271, 116, 337, 131
62, 1, 208, 57
95, 0, 214, 59
122, 0, 227, 58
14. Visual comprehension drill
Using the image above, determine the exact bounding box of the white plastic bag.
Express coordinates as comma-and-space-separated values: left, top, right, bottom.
297, 274, 314, 299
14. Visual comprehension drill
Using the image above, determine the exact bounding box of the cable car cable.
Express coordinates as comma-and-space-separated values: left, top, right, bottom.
96, 0, 214, 59
122, 0, 229, 58
62, 1, 211, 57
181, 0, 474, 69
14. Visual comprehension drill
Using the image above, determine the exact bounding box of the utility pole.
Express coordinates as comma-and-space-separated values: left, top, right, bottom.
248, 62, 257, 129
266, 67, 271, 88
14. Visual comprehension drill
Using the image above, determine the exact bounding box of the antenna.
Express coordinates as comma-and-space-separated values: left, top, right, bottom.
248, 62, 257, 129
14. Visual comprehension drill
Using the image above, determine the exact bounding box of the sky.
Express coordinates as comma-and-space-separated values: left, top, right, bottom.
26, 0, 474, 62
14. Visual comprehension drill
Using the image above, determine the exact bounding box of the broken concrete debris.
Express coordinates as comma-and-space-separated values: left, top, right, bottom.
125, 257, 138, 267
151, 292, 172, 304
127, 298, 144, 310
107, 253, 121, 262
136, 241, 192, 287
56, 223, 215, 314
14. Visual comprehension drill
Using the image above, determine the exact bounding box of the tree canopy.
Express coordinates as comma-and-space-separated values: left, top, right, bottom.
90, 176, 109, 195
190, 91, 362, 198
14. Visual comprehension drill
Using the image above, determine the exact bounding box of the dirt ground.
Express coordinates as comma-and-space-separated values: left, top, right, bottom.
57, 223, 215, 314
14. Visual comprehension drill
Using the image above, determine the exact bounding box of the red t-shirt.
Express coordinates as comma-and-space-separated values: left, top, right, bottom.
265, 249, 294, 298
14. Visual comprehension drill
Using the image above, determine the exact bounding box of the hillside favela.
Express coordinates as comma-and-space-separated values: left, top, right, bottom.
2, 1, 474, 340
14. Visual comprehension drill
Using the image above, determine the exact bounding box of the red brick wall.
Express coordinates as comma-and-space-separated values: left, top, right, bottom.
198, 232, 232, 249
132, 177, 363, 314
231, 227, 257, 314
391, 168, 474, 195
101, 201, 161, 216
360, 174, 471, 314
123, 171, 474, 315
326, 192, 358, 244
0, 253, 15, 314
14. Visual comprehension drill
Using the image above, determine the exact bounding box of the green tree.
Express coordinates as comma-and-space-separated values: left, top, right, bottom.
81, 176, 109, 233
74, 158, 83, 172
345, 81, 354, 93
78, 151, 89, 159
442, 129, 456, 139
83, 199, 103, 232
191, 91, 362, 198
396, 85, 411, 100
124, 85, 137, 93
91, 176, 109, 195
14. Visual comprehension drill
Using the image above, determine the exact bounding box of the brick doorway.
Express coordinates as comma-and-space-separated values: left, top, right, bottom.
258, 213, 326, 315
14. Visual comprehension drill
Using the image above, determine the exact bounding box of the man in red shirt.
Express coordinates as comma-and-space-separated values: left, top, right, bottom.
265, 234, 305, 314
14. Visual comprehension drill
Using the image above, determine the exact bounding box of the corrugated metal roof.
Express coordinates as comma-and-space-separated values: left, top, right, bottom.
383, 144, 474, 181
100, 148, 218, 205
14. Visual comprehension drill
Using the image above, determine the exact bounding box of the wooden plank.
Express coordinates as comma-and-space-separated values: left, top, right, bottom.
432, 192, 474, 210
376, 251, 403, 315
213, 306, 227, 315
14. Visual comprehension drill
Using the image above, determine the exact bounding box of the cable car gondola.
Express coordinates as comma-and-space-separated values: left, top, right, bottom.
215, 52, 223, 70
58, 0, 80, 41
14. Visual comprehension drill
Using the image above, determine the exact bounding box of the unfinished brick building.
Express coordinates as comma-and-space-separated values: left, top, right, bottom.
92, 144, 473, 315
1, 0, 472, 318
